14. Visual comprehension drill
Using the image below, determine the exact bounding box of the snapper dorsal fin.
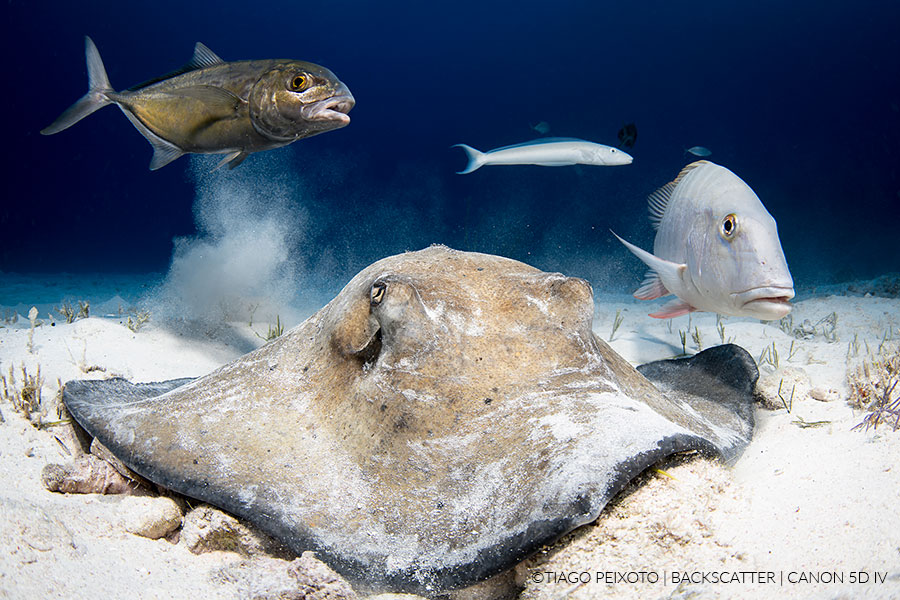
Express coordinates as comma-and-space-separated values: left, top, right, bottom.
647, 181, 676, 230
647, 160, 712, 230
672, 160, 711, 185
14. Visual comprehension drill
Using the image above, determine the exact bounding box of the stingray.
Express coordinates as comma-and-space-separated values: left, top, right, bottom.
63, 245, 758, 594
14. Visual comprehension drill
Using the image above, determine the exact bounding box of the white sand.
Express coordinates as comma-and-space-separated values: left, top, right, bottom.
1, 284, 898, 599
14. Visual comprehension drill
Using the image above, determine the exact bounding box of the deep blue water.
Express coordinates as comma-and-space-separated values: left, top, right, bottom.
4, 1, 899, 298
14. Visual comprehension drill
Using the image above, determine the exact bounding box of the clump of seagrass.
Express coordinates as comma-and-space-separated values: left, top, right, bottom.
608, 309, 623, 341
255, 315, 284, 342
57, 299, 91, 323
126, 308, 152, 333
778, 311, 838, 342
849, 344, 900, 432
1, 364, 46, 427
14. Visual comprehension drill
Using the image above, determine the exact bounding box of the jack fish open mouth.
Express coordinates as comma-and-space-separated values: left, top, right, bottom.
304, 94, 355, 124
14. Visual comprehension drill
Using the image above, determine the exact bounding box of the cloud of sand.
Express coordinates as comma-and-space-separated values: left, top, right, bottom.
150, 156, 307, 330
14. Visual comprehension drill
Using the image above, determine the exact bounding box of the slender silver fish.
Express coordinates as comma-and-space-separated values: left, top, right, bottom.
42, 37, 354, 170
613, 160, 794, 319
452, 137, 632, 174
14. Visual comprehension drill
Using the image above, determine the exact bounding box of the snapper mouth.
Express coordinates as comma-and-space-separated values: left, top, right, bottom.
303, 94, 355, 124
732, 286, 795, 319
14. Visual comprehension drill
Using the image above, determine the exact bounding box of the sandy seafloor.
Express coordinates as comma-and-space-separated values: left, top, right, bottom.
0, 272, 898, 600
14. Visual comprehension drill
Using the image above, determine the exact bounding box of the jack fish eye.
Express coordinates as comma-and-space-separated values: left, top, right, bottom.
289, 74, 309, 92
370, 281, 387, 306
720, 213, 738, 240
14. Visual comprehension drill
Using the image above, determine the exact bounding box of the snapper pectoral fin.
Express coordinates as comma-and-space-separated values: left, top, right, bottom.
611, 230, 690, 305
649, 298, 696, 319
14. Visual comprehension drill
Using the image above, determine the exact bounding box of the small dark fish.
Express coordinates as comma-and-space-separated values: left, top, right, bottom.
617, 123, 637, 148
530, 120, 551, 135
686, 145, 712, 157
42, 37, 355, 170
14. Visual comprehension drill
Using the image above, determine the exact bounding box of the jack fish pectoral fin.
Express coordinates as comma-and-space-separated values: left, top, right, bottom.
166, 85, 243, 114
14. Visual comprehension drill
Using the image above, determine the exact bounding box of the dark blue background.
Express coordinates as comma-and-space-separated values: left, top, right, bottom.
4, 1, 899, 291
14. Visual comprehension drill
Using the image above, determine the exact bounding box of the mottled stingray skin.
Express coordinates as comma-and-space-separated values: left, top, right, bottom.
63, 245, 758, 593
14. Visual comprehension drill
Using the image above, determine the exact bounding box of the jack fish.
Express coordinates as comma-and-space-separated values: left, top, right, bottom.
453, 137, 632, 174
41, 37, 355, 170
613, 161, 794, 319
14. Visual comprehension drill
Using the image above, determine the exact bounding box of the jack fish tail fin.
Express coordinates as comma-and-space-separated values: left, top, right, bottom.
452, 144, 486, 174
41, 36, 114, 135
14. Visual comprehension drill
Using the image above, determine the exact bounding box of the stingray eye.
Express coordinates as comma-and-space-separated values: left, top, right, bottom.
370, 281, 386, 306
721, 213, 738, 239
610, 148, 617, 153
289, 74, 309, 91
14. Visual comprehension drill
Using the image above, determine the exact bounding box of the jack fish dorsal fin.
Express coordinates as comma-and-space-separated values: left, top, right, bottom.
127, 43, 226, 91
647, 160, 711, 229
187, 42, 225, 69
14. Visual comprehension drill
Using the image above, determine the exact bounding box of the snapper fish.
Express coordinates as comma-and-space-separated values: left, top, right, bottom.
613, 160, 794, 319
452, 137, 632, 174
41, 37, 354, 170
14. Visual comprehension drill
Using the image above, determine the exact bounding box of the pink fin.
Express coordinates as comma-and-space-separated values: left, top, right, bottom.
634, 271, 669, 300
648, 298, 697, 319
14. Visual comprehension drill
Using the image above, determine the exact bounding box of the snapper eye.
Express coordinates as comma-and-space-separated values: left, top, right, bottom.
289, 74, 309, 91
721, 213, 738, 239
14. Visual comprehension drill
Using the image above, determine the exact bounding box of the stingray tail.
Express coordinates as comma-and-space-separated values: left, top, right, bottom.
41, 36, 114, 135
452, 144, 487, 174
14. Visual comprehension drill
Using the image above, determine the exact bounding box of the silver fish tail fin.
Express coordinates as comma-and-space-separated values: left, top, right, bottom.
41, 36, 114, 135
452, 144, 486, 174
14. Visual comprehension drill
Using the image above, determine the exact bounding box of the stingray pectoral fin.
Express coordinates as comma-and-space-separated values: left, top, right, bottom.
64, 377, 194, 411
63, 377, 195, 445
637, 344, 758, 463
